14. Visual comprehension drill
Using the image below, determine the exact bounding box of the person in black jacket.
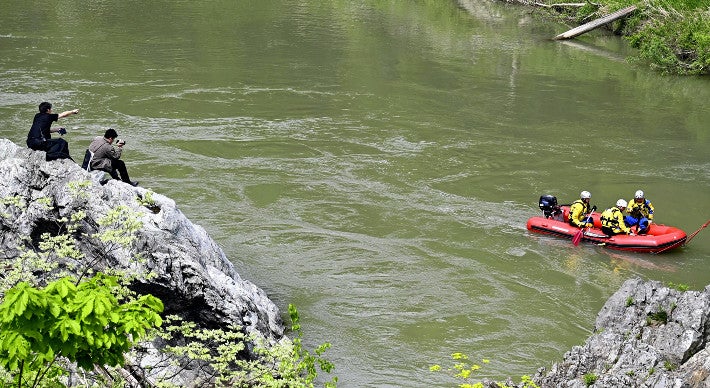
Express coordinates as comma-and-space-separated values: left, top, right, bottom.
26, 102, 80, 161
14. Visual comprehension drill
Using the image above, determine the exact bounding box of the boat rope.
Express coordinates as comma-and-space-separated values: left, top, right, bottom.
655, 219, 710, 254
685, 219, 710, 245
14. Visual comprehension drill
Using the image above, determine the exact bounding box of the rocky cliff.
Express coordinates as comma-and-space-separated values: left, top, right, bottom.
532, 277, 710, 387
487, 277, 709, 388
0, 139, 283, 384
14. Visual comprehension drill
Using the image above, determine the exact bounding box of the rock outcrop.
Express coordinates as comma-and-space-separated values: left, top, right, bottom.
485, 277, 710, 388
532, 277, 710, 387
0, 139, 283, 384
473, 277, 710, 388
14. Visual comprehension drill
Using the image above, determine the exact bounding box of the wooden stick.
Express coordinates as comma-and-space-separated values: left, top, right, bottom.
554, 5, 637, 40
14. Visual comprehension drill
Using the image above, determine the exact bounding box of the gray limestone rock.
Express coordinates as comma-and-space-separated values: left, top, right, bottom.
533, 278, 710, 388
0, 139, 284, 385
478, 277, 709, 388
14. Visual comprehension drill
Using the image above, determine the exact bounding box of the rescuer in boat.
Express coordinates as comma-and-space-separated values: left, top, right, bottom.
601, 199, 635, 236
568, 191, 594, 228
625, 190, 654, 234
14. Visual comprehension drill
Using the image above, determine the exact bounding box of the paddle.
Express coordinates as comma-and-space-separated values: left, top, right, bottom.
572, 228, 583, 246
573, 205, 597, 246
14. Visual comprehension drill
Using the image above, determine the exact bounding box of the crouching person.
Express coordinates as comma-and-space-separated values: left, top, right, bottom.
89, 128, 138, 186
601, 199, 634, 236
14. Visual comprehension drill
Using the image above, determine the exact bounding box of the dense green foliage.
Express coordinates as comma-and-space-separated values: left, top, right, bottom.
544, 0, 710, 75
0, 275, 163, 387
627, 5, 710, 75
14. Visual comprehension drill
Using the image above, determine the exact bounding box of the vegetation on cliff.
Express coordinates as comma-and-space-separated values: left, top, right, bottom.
0, 185, 336, 387
527, 0, 710, 75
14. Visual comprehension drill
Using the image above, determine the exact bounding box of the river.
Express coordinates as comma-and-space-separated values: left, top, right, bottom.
1, 1, 709, 386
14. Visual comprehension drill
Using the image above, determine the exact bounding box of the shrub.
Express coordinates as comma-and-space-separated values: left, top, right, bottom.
648, 309, 668, 325
430, 353, 539, 388
627, 7, 710, 74
583, 372, 598, 386
0, 275, 163, 387
154, 304, 337, 387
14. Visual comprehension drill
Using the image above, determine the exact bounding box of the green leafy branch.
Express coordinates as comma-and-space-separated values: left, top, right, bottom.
0, 195, 25, 220
150, 304, 337, 387
430, 352, 539, 388
0, 274, 163, 387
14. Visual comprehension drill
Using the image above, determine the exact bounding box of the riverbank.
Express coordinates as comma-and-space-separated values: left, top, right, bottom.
497, 0, 710, 75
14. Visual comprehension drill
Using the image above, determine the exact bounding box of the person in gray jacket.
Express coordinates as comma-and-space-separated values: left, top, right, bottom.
89, 128, 138, 186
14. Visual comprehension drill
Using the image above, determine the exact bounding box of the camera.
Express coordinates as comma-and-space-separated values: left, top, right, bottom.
116, 139, 126, 145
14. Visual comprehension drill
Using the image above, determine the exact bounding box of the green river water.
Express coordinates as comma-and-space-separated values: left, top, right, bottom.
1, 1, 709, 386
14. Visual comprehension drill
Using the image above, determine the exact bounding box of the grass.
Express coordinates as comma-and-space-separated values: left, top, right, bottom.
648, 309, 669, 324
534, 0, 710, 75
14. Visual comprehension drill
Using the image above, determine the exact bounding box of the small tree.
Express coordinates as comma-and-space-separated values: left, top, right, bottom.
154, 304, 337, 387
0, 274, 164, 387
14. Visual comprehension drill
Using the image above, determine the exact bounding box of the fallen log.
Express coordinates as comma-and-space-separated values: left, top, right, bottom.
535, 2, 587, 8
554, 5, 637, 40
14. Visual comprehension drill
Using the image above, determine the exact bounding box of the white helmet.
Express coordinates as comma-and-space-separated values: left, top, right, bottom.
635, 190, 644, 199
580, 191, 591, 199
616, 199, 628, 208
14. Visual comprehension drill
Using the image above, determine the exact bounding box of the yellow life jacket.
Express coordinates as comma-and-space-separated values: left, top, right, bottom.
627, 199, 654, 220
568, 199, 590, 227
601, 206, 629, 234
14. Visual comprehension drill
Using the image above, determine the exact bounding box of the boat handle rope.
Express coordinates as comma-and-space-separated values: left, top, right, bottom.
685, 219, 710, 245
656, 219, 710, 254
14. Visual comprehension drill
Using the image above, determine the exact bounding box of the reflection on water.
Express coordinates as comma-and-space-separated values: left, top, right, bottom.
1, 0, 709, 386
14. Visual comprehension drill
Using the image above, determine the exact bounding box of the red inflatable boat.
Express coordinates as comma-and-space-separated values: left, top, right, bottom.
527, 195, 687, 254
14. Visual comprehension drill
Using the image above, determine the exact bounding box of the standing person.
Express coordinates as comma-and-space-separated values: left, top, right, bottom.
625, 189, 654, 234
601, 199, 634, 236
568, 190, 594, 228
26, 102, 80, 160
89, 128, 138, 186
